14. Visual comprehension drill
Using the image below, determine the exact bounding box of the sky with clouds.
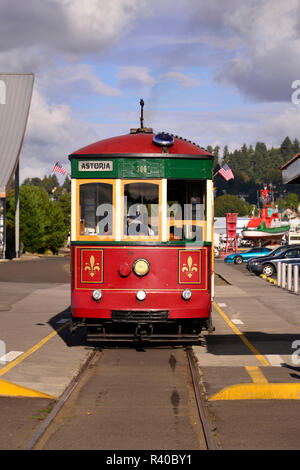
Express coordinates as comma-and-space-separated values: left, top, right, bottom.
1, 0, 300, 182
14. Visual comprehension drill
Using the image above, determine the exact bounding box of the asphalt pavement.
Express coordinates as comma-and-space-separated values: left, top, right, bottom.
0, 255, 299, 450
194, 258, 300, 449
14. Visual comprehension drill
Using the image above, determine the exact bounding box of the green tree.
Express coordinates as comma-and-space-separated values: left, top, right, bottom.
280, 136, 294, 166
276, 193, 299, 210
57, 192, 71, 229
7, 185, 47, 253
62, 175, 71, 193
214, 194, 251, 217
6, 184, 68, 255
253, 142, 270, 182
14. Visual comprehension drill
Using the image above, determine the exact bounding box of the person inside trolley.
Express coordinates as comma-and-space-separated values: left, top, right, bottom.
126, 212, 154, 236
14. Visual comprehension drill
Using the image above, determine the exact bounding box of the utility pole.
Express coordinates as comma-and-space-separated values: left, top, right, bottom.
15, 162, 19, 258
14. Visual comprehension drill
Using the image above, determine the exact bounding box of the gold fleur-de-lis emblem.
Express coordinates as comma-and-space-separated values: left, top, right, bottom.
84, 255, 100, 278
182, 256, 198, 278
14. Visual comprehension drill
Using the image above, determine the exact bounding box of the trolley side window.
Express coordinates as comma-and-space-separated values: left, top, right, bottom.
79, 182, 113, 237
122, 181, 160, 239
167, 180, 206, 241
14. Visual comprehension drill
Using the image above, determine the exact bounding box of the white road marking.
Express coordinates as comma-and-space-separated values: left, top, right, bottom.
265, 354, 285, 367
218, 303, 227, 307
0, 351, 24, 363
231, 319, 244, 325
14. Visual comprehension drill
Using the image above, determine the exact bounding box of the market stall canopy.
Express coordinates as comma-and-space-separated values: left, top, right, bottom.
0, 73, 34, 197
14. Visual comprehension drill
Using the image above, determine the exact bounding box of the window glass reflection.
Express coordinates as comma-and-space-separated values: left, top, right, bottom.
123, 182, 159, 237
79, 183, 113, 236
167, 180, 205, 241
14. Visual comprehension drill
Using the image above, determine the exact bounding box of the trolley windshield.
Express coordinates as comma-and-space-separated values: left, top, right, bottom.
77, 178, 207, 242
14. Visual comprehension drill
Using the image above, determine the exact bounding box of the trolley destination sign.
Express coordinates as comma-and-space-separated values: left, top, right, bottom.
78, 161, 113, 171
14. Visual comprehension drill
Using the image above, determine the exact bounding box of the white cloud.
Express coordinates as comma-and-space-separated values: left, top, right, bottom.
215, 0, 300, 101
159, 71, 201, 88
38, 64, 121, 101
0, 0, 149, 56
117, 66, 156, 88
21, 89, 99, 181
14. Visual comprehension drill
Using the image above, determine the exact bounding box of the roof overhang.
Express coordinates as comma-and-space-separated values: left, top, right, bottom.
0, 73, 34, 197
280, 153, 300, 184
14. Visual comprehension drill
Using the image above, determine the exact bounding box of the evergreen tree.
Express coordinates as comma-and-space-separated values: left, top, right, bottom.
221, 145, 230, 165
292, 138, 300, 155
62, 175, 71, 193
253, 142, 269, 183
280, 136, 294, 165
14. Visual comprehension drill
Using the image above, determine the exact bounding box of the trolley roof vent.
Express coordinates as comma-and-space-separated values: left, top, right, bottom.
153, 132, 174, 147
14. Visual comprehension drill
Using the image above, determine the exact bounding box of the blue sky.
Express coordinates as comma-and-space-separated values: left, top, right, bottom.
0, 0, 300, 182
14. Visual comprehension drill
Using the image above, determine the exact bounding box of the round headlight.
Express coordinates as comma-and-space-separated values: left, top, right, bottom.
133, 258, 150, 277
182, 289, 192, 301
92, 289, 102, 301
136, 290, 146, 301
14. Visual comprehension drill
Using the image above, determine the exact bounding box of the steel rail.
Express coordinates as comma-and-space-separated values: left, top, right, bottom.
24, 348, 99, 450
186, 348, 217, 450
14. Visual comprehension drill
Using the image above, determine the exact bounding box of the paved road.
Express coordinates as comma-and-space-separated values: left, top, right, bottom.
35, 348, 206, 450
194, 259, 300, 449
0, 255, 91, 450
0, 255, 299, 450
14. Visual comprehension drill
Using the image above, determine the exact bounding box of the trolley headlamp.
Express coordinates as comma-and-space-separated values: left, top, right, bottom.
92, 289, 102, 301
182, 289, 192, 301
133, 258, 150, 277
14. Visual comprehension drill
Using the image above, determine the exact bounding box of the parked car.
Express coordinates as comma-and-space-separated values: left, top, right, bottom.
246, 245, 289, 270
224, 247, 272, 264
247, 245, 300, 277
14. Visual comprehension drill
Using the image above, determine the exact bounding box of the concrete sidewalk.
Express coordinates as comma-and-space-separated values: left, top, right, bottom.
193, 259, 300, 449
214, 259, 300, 331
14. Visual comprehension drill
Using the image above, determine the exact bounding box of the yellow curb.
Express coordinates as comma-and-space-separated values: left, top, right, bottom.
208, 383, 300, 401
0, 378, 55, 399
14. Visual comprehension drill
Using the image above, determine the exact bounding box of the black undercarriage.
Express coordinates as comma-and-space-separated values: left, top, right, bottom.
71, 314, 214, 342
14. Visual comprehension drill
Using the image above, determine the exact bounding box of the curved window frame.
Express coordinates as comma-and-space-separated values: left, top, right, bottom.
121, 179, 162, 242
76, 179, 116, 241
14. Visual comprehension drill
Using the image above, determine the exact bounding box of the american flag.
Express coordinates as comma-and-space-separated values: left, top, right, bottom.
218, 164, 234, 181
53, 161, 67, 175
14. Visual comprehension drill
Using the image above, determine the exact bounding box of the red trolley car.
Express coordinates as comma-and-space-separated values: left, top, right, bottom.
69, 114, 214, 342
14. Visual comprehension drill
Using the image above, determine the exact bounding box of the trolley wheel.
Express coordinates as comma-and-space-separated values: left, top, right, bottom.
234, 255, 243, 264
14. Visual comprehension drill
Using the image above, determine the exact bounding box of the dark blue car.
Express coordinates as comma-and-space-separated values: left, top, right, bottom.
224, 247, 272, 264
247, 245, 300, 276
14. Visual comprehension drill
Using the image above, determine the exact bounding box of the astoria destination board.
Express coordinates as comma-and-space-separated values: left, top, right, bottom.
78, 161, 113, 171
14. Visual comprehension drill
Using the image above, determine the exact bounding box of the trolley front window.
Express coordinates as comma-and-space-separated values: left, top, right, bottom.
122, 181, 161, 240
79, 182, 114, 238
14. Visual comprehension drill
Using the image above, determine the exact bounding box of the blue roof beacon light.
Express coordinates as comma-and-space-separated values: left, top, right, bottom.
153, 132, 174, 147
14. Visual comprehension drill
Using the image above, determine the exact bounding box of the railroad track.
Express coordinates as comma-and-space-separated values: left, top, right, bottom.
25, 345, 217, 451
186, 348, 217, 450
25, 348, 100, 450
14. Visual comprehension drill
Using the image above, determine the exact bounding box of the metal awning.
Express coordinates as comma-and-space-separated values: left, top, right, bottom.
0, 73, 34, 197
280, 153, 300, 184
